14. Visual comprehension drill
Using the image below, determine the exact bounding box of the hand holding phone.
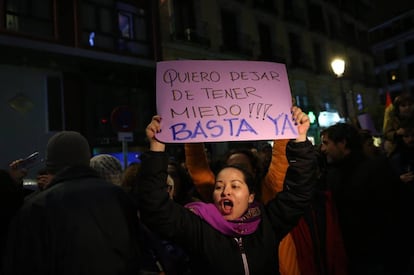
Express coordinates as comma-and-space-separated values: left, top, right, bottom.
16, 152, 41, 169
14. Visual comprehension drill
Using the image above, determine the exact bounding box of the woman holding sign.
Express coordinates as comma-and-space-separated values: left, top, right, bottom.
136, 106, 316, 274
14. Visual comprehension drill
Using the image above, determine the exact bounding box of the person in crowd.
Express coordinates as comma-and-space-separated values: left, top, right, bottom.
121, 160, 192, 275
185, 141, 304, 274
2, 131, 143, 275
359, 129, 384, 159
90, 153, 123, 186
144, 172, 192, 275
280, 137, 349, 275
35, 167, 54, 191
166, 174, 175, 199
389, 120, 414, 183
23, 167, 55, 202
0, 159, 28, 270
183, 121, 346, 274
135, 106, 317, 274
167, 157, 199, 205
184, 145, 265, 204
255, 141, 273, 175
122, 162, 141, 193
320, 122, 403, 275
388, 120, 414, 273
383, 93, 414, 156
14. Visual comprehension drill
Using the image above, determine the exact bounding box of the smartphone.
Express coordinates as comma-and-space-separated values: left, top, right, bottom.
18, 152, 41, 169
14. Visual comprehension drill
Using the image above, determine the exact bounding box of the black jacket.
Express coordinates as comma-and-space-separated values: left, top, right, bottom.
326, 152, 401, 267
0, 170, 25, 269
2, 166, 142, 275
136, 140, 316, 275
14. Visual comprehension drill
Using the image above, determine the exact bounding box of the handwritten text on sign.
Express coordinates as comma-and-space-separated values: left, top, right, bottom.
156, 60, 297, 143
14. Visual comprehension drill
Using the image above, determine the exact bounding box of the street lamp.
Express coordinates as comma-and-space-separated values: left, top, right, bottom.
331, 58, 349, 122
331, 58, 345, 77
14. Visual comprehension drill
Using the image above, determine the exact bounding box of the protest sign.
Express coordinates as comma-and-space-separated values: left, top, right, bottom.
156, 60, 297, 143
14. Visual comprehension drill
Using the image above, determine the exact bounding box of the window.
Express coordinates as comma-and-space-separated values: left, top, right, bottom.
362, 60, 373, 82
258, 23, 273, 59
348, 56, 360, 79
253, 0, 276, 11
117, 2, 149, 42
356, 93, 363, 111
116, 3, 149, 54
387, 69, 400, 84
308, 3, 325, 33
328, 14, 339, 39
407, 63, 414, 79
405, 38, 414, 56
5, 0, 54, 38
313, 42, 326, 73
384, 46, 398, 63
284, 0, 294, 15
80, 1, 113, 49
119, 13, 132, 39
172, 0, 196, 41
221, 9, 239, 52
342, 20, 356, 43
289, 32, 303, 66
79, 0, 152, 56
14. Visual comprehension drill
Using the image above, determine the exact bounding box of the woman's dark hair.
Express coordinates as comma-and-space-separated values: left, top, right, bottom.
216, 164, 257, 195
220, 147, 264, 200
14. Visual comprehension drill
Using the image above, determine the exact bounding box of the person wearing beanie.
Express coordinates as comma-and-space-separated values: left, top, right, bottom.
90, 154, 123, 186
2, 131, 144, 275
45, 131, 91, 174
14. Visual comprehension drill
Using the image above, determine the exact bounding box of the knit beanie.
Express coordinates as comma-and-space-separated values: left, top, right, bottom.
46, 131, 91, 174
90, 154, 123, 185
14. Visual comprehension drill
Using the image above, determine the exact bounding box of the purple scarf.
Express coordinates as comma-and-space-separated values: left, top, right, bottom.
185, 201, 261, 236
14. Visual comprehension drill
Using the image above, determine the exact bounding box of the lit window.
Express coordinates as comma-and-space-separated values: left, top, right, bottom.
89, 32, 95, 46
356, 93, 363, 111
388, 70, 398, 83
118, 13, 132, 38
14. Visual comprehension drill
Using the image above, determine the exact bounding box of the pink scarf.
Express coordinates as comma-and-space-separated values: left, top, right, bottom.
185, 201, 261, 236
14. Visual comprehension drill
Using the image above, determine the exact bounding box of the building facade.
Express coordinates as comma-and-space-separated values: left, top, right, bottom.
369, 9, 414, 101
0, 0, 159, 169
157, 0, 381, 145
0, 0, 386, 168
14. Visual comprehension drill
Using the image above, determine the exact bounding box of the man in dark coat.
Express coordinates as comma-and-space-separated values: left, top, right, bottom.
2, 131, 143, 275
320, 123, 402, 275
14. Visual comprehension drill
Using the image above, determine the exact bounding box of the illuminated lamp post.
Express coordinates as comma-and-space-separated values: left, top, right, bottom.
331, 58, 349, 122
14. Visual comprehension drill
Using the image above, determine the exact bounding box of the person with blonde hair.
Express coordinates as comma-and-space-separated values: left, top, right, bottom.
383, 93, 414, 156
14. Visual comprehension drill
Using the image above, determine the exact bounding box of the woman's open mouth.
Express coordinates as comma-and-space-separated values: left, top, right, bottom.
221, 199, 233, 215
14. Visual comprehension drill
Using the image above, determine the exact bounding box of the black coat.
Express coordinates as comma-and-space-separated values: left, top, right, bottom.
325, 152, 402, 268
136, 140, 316, 275
0, 170, 25, 269
2, 166, 142, 275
